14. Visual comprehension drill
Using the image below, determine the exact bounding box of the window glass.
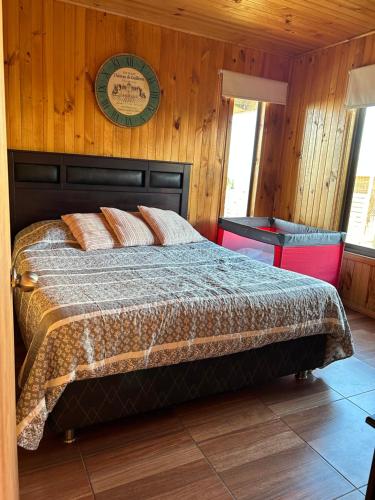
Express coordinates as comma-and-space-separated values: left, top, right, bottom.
346, 106, 375, 251
223, 99, 259, 217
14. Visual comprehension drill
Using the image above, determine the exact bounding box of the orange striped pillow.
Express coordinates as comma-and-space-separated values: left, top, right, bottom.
138, 206, 204, 246
101, 207, 159, 247
61, 213, 119, 251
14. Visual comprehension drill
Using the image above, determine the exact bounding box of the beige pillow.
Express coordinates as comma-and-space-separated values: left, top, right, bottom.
138, 206, 204, 246
101, 207, 158, 247
61, 213, 119, 251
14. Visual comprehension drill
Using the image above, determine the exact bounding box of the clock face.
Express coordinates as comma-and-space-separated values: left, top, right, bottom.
95, 54, 160, 127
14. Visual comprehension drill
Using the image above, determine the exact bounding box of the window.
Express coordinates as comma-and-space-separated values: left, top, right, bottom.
342, 106, 375, 256
223, 98, 260, 217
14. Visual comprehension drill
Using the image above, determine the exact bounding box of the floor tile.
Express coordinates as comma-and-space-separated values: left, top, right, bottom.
95, 459, 232, 500
78, 408, 183, 457
359, 486, 368, 495
349, 390, 375, 414
347, 316, 375, 332
176, 389, 277, 442
337, 490, 365, 499
345, 310, 365, 322
255, 374, 343, 416
315, 357, 375, 397
200, 419, 304, 472
216, 442, 352, 499
200, 418, 353, 497
19, 458, 93, 500
352, 329, 375, 355
84, 429, 204, 495
283, 399, 374, 488
18, 429, 81, 474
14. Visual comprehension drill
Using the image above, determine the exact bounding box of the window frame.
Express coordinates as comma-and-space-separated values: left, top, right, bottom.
220, 98, 264, 218
340, 107, 375, 259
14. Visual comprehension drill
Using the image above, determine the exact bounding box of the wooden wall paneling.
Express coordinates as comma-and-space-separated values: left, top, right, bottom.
31, 0, 43, 151
93, 11, 105, 157
340, 253, 375, 319
327, 39, 365, 229
64, 3, 75, 153
188, 37, 211, 229
218, 96, 232, 218
193, 38, 217, 236
277, 31, 375, 317
19, 0, 32, 150
255, 104, 287, 216
4, 0, 21, 148
153, 25, 169, 162
53, 1, 65, 152
43, 0, 55, 152
202, 42, 226, 241
74, 5, 86, 153
4, 0, 291, 240
104, 10, 117, 157
277, 32, 375, 230
317, 44, 348, 229
248, 102, 264, 216
84, 6, 97, 155
146, 25, 161, 161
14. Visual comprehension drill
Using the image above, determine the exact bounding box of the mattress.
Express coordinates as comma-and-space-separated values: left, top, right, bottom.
13, 221, 354, 450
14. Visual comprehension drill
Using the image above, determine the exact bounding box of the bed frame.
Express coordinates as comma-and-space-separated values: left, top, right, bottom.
9, 149, 327, 443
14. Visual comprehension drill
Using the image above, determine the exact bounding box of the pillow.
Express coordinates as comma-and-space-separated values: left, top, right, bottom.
138, 206, 204, 246
101, 207, 158, 247
61, 213, 119, 251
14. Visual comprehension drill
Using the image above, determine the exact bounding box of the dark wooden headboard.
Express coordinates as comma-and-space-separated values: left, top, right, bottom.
8, 150, 191, 236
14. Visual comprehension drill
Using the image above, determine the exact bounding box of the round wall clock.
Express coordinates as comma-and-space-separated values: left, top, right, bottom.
95, 53, 160, 127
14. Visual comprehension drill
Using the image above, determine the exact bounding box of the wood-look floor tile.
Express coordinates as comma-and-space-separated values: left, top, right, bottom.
255, 374, 342, 416
348, 316, 375, 331
337, 490, 365, 499
352, 329, 375, 352
84, 429, 204, 494
18, 430, 81, 474
283, 399, 374, 488
355, 355, 375, 368
19, 458, 93, 500
219, 443, 352, 500
176, 389, 276, 442
199, 419, 304, 473
349, 390, 375, 414
95, 459, 232, 500
315, 357, 375, 397
346, 310, 365, 322
78, 409, 183, 456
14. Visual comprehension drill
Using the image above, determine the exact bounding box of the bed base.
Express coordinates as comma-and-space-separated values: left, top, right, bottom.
62, 367, 314, 445
50, 335, 327, 441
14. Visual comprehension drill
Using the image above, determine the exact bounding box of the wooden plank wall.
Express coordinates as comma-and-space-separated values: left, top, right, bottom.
3, 0, 290, 240
276, 32, 375, 317
341, 252, 375, 319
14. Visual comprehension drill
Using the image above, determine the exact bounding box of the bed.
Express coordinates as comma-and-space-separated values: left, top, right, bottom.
9, 150, 354, 450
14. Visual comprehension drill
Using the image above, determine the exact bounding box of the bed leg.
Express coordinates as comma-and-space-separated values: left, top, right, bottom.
64, 429, 76, 444
295, 370, 312, 380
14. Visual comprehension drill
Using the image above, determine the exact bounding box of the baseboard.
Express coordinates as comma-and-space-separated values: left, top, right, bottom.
342, 300, 375, 320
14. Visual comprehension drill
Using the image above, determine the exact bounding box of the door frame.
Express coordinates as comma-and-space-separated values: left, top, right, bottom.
0, 0, 19, 496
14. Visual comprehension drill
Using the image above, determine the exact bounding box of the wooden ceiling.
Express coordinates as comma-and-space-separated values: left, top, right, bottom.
61, 0, 375, 56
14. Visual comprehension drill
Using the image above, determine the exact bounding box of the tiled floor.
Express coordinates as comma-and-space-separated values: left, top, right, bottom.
18, 310, 375, 499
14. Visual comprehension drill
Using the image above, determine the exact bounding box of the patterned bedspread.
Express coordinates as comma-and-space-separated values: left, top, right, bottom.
13, 221, 354, 450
